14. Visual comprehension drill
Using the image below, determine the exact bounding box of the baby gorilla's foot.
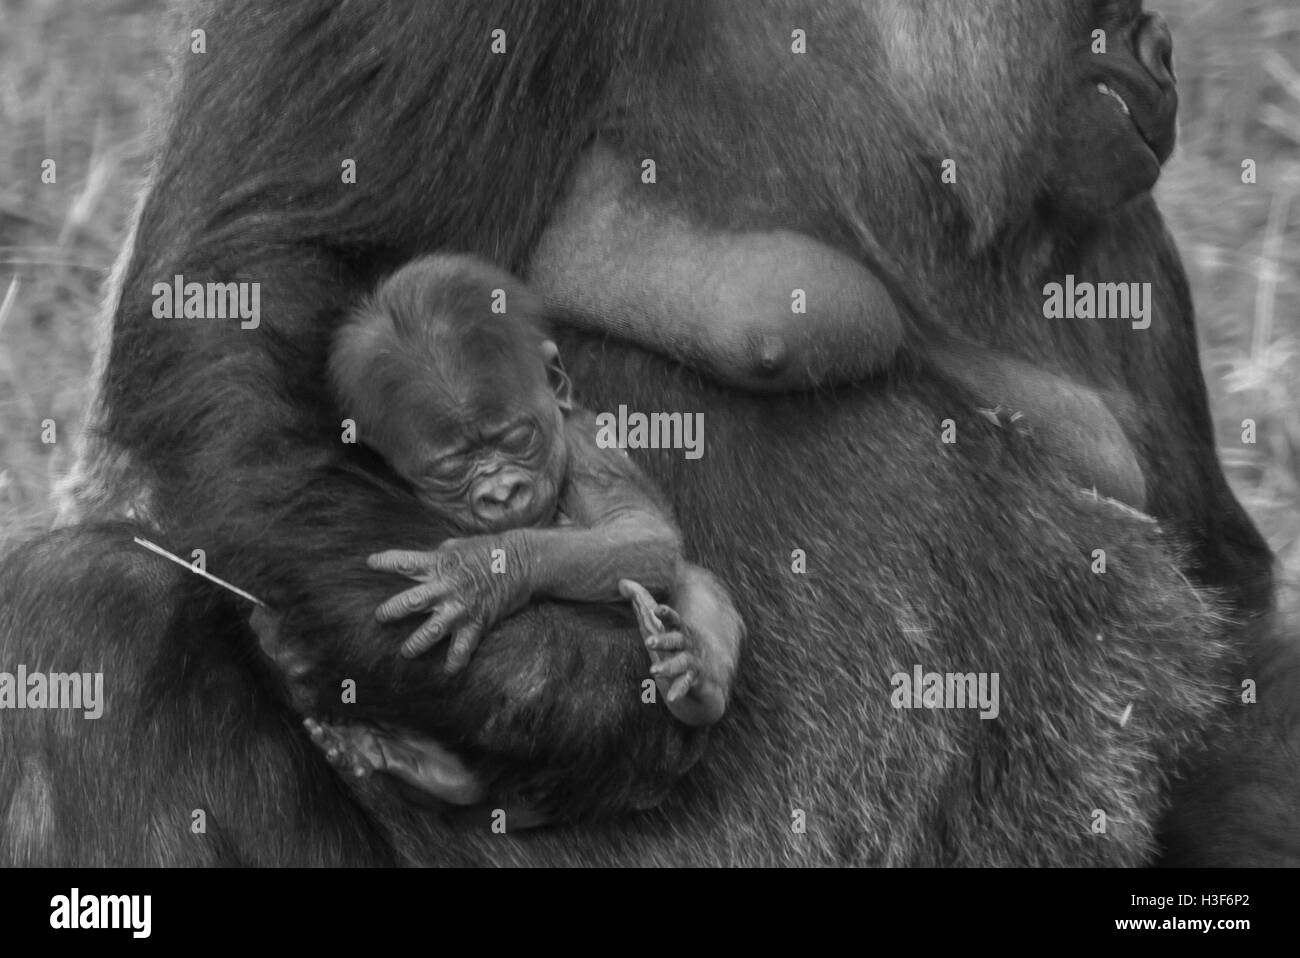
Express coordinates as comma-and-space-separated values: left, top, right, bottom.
619, 578, 725, 726
646, 608, 703, 703
302, 717, 486, 805
303, 716, 385, 779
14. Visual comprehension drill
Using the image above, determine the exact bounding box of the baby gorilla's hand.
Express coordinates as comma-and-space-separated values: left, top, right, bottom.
368, 535, 531, 672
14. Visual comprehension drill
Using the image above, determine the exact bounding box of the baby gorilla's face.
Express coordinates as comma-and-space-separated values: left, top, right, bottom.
411, 394, 569, 534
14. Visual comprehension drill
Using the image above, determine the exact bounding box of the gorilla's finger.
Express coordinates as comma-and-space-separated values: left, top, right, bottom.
377, 582, 448, 621
443, 622, 485, 675
401, 606, 464, 658
367, 550, 436, 578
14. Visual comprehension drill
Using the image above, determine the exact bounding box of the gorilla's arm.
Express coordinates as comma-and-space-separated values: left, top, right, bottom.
79, 0, 708, 818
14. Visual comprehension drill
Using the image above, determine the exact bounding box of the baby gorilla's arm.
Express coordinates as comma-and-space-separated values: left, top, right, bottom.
369, 410, 684, 670
556, 416, 743, 726
513, 410, 682, 600
529, 143, 904, 392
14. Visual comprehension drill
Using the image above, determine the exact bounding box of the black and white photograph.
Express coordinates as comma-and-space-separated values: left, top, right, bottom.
0, 0, 1297, 907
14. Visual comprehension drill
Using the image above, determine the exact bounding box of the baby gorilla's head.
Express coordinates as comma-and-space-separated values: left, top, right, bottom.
331, 255, 574, 533
409, 371, 569, 533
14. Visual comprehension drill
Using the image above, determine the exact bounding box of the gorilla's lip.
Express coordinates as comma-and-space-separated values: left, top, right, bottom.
1094, 79, 1171, 165
1096, 82, 1131, 118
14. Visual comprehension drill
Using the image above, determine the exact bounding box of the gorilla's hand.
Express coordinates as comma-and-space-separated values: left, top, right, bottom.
303, 717, 485, 805
369, 537, 531, 671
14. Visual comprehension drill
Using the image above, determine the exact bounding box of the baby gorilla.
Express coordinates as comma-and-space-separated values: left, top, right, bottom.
332, 254, 743, 729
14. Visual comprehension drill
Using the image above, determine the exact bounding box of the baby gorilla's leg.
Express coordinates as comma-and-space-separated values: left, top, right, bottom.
302, 717, 485, 805
530, 143, 903, 393
251, 613, 493, 808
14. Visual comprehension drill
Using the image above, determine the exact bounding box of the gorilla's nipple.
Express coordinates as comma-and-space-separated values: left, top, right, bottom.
757, 335, 789, 375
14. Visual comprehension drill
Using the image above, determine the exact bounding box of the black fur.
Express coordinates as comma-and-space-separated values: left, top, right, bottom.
2, 0, 1295, 865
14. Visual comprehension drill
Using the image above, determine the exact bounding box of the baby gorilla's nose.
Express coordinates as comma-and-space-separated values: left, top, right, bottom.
471, 471, 535, 525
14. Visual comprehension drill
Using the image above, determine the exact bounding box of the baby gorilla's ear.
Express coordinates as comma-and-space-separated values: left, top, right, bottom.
542, 339, 574, 412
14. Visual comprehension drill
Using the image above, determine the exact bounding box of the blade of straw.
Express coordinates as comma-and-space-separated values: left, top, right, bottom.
132, 536, 267, 607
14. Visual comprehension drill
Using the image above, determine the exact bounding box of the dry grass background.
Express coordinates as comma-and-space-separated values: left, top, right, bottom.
1, 0, 1297, 608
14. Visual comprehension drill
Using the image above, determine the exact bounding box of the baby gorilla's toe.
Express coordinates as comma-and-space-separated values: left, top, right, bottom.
644, 629, 687, 653
666, 672, 697, 703
650, 650, 696, 680
621, 579, 667, 638
654, 604, 682, 630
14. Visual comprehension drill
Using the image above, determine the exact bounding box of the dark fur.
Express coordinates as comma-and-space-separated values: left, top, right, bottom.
2, 0, 1295, 865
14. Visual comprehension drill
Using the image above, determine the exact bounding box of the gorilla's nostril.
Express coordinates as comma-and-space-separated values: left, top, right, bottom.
508, 484, 533, 512
1136, 12, 1175, 86
475, 478, 532, 516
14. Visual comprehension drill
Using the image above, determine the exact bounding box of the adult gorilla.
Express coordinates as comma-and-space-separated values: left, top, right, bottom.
1, 0, 1293, 866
